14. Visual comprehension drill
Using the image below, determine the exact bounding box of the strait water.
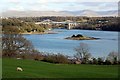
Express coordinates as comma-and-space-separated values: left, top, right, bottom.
24, 29, 118, 58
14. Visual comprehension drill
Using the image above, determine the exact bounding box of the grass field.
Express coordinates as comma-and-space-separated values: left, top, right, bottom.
0, 58, 2, 79
2, 58, 119, 78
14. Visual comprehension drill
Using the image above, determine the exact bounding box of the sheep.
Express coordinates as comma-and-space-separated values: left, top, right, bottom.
16, 67, 23, 71
16, 58, 21, 60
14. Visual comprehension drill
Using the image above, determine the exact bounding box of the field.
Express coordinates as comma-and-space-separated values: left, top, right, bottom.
2, 58, 119, 78
0, 58, 2, 79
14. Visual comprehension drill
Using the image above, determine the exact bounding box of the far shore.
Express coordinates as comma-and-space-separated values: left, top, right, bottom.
21, 31, 58, 35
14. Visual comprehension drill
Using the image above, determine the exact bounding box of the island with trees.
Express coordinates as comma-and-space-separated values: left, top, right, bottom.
65, 34, 100, 40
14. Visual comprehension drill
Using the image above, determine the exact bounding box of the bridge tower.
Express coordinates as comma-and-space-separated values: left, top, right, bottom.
65, 20, 77, 29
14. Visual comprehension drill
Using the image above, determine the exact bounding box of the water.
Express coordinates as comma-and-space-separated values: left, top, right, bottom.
24, 29, 118, 58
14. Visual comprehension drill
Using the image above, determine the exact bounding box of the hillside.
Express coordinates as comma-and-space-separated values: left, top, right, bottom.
2, 58, 118, 78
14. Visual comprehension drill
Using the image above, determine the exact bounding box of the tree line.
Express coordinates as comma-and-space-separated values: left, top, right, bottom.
2, 18, 46, 33
3, 17, 119, 31
17, 16, 119, 31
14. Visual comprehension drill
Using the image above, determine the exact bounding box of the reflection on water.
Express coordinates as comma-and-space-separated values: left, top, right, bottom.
24, 29, 118, 58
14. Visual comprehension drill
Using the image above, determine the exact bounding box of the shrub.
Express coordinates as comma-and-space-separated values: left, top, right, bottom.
105, 59, 112, 65
97, 57, 104, 65
31, 53, 44, 61
42, 53, 69, 64
92, 58, 98, 64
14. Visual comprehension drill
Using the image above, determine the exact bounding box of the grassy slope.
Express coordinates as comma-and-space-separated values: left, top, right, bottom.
2, 58, 118, 78
0, 58, 2, 79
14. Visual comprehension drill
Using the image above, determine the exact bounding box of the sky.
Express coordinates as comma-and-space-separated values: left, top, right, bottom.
0, 0, 119, 12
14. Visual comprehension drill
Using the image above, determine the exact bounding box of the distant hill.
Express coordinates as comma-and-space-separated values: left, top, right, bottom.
1, 10, 118, 17
61, 10, 118, 17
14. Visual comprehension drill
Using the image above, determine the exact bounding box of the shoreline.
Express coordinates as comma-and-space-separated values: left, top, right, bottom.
65, 37, 100, 40
21, 31, 58, 35
20, 28, 118, 35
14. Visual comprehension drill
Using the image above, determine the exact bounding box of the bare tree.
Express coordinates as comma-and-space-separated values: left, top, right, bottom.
107, 51, 118, 64
2, 26, 34, 57
74, 43, 91, 63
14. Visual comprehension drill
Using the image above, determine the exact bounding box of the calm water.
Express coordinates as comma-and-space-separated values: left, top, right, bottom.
24, 29, 118, 58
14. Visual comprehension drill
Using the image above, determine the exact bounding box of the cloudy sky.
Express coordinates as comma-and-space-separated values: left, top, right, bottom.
0, 0, 119, 12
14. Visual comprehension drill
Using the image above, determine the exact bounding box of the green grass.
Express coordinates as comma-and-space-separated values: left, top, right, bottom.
2, 58, 119, 78
0, 58, 2, 79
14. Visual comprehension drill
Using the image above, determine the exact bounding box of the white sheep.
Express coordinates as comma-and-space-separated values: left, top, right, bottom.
17, 67, 23, 71
16, 58, 21, 60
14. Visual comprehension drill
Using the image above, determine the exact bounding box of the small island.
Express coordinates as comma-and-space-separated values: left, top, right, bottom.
65, 34, 100, 40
